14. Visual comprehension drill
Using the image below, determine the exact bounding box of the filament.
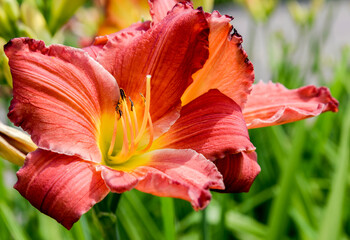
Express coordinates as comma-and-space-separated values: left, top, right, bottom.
138, 112, 154, 153
135, 75, 151, 144
107, 112, 119, 156
106, 75, 154, 165
122, 99, 135, 152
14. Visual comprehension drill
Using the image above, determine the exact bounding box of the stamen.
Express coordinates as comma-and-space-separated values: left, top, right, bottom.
122, 99, 135, 152
120, 89, 126, 100
130, 97, 139, 136
108, 111, 129, 164
135, 75, 151, 143
129, 97, 134, 111
106, 75, 153, 166
138, 112, 154, 153
107, 111, 118, 156
140, 93, 146, 103
119, 112, 129, 157
116, 104, 123, 118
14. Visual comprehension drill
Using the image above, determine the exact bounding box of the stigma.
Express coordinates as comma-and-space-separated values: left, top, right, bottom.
106, 75, 154, 166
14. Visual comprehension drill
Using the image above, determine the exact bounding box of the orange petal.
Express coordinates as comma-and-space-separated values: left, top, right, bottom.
148, 0, 186, 24
181, 11, 254, 107
96, 3, 209, 136
5, 38, 119, 162
243, 81, 339, 129
15, 149, 109, 229
84, 21, 151, 59
100, 166, 139, 193
133, 149, 224, 210
155, 90, 255, 161
214, 151, 260, 193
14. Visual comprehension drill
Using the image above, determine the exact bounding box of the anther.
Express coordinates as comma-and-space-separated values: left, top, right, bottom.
129, 97, 134, 111
120, 89, 126, 100
140, 93, 146, 103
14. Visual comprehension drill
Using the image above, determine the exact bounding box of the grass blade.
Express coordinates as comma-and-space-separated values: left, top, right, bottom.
161, 197, 176, 240
318, 103, 350, 240
0, 200, 29, 240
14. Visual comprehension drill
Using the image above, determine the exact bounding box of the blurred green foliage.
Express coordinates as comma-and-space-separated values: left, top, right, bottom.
235, 0, 279, 23
0, 0, 349, 239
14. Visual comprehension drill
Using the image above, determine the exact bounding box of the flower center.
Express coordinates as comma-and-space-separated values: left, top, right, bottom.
103, 75, 153, 167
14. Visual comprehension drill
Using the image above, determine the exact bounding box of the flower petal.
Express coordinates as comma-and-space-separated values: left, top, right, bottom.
181, 11, 254, 107
84, 21, 151, 59
5, 38, 119, 162
96, 2, 209, 136
243, 81, 339, 129
14, 149, 109, 229
133, 149, 224, 210
148, 0, 185, 24
155, 89, 255, 161
214, 151, 260, 193
100, 166, 139, 193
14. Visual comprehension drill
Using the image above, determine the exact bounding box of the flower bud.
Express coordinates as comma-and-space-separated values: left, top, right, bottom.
0, 121, 37, 166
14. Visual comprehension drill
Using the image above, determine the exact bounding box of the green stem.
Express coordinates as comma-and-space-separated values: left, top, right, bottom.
161, 197, 175, 240
218, 194, 228, 240
201, 208, 209, 240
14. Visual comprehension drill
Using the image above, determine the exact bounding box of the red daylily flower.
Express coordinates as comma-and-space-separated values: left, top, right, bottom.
88, 0, 338, 192
5, 1, 338, 230
6, 3, 223, 229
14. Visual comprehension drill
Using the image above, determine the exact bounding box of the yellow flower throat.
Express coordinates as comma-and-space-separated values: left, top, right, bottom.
100, 75, 154, 169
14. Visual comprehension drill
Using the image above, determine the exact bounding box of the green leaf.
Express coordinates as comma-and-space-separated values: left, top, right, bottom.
47, 0, 86, 35
123, 191, 164, 240
0, 200, 29, 240
266, 122, 306, 240
318, 102, 350, 240
225, 210, 267, 239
